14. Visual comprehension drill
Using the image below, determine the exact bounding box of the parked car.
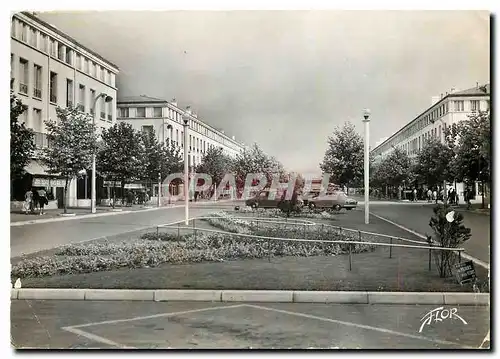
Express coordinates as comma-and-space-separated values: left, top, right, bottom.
245, 190, 304, 211
308, 192, 358, 211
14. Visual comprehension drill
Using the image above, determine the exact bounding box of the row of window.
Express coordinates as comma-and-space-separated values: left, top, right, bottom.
120, 106, 240, 151
11, 17, 115, 87
141, 125, 227, 156
12, 54, 113, 120
374, 99, 486, 156
398, 125, 443, 156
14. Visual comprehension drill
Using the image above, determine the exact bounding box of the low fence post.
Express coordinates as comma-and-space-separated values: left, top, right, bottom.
177, 222, 180, 239
389, 237, 393, 258
156, 225, 159, 240
358, 231, 361, 241
458, 250, 461, 263
428, 244, 432, 272
304, 224, 307, 239
268, 239, 271, 262
349, 243, 352, 271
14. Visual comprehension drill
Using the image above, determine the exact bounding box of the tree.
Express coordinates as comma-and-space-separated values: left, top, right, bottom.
10, 93, 35, 180
41, 107, 97, 214
231, 143, 284, 197
97, 122, 146, 207
196, 146, 233, 189
320, 122, 364, 193
141, 130, 182, 190
427, 205, 471, 278
370, 147, 414, 198
445, 110, 491, 207
413, 137, 455, 190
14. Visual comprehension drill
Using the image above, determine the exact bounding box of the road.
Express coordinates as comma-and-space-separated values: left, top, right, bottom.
368, 203, 490, 265
11, 300, 489, 349
10, 201, 241, 258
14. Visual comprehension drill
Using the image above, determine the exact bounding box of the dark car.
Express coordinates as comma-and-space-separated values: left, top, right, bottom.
245, 190, 304, 211
308, 192, 358, 211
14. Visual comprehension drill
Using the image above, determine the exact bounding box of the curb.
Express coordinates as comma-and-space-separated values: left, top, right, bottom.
10, 199, 239, 227
10, 289, 490, 305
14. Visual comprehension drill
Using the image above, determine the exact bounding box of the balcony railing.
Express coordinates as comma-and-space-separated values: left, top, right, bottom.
50, 93, 57, 103
33, 131, 51, 149
19, 83, 28, 94
100, 112, 106, 119
33, 88, 42, 98
107, 114, 112, 121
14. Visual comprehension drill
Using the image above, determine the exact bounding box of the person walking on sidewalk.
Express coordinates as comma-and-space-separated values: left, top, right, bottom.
413, 188, 417, 202
427, 189, 432, 203
36, 188, 48, 215
23, 188, 33, 215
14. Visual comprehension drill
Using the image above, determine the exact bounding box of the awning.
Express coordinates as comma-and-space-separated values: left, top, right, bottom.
24, 160, 54, 176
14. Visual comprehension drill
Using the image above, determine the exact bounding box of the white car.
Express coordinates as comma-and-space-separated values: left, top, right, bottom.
308, 192, 358, 211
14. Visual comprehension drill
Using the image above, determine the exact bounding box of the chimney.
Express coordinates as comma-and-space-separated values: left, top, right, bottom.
450, 87, 456, 93
171, 98, 177, 107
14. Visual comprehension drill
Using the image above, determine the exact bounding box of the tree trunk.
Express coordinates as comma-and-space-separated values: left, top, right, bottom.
63, 177, 69, 214
121, 179, 125, 207
112, 180, 116, 209
481, 180, 485, 209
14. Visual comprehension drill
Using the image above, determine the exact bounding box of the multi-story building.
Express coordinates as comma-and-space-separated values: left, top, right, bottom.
10, 12, 119, 208
371, 83, 490, 199
117, 95, 245, 172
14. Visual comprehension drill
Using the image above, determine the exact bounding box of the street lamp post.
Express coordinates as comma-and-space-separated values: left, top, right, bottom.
91, 93, 112, 214
363, 109, 371, 225
157, 123, 173, 208
182, 107, 191, 225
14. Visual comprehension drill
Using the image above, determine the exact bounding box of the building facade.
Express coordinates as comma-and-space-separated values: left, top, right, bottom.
117, 95, 245, 172
11, 12, 119, 208
370, 83, 490, 199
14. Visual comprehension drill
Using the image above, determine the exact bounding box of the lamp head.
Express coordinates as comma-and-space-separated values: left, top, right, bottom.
182, 106, 191, 125
103, 94, 112, 103
363, 109, 371, 120
166, 124, 173, 130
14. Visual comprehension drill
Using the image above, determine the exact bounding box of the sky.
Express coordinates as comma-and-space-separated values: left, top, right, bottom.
36, 10, 490, 174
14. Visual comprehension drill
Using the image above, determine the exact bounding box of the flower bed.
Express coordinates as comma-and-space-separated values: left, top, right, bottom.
11, 213, 375, 279
236, 207, 337, 219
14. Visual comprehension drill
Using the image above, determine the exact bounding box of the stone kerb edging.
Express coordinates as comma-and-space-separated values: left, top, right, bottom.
11, 289, 490, 305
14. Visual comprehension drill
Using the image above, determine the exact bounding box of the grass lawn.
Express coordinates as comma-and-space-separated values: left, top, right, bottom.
14, 209, 487, 292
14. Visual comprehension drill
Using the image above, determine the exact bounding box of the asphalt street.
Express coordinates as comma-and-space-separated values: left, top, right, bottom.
368, 203, 490, 265
11, 300, 489, 349
10, 201, 241, 258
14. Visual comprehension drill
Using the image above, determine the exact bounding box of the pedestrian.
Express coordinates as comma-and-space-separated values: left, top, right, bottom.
448, 189, 452, 204
433, 189, 438, 204
427, 189, 432, 203
36, 188, 48, 215
413, 188, 417, 202
23, 188, 33, 214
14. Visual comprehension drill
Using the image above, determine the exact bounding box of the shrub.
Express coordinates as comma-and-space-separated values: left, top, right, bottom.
428, 205, 471, 278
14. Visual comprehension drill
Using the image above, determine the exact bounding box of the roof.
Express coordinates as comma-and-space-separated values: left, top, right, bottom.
450, 84, 490, 97
371, 83, 490, 153
19, 12, 120, 70
117, 95, 168, 104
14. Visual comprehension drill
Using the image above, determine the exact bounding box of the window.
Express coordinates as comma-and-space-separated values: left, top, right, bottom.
100, 67, 105, 82
153, 107, 162, 117
50, 72, 57, 103
11, 19, 16, 37
439, 125, 442, 141
39, 33, 47, 52
19, 58, 28, 95
136, 107, 145, 117
107, 99, 113, 121
33, 64, 42, 98
50, 39, 57, 57
20, 22, 27, 42
142, 125, 154, 136
76, 54, 81, 70
100, 97, 106, 119
78, 84, 85, 112
454, 100, 464, 112
10, 54, 14, 90
29, 28, 37, 47
176, 129, 179, 145
471, 100, 480, 112
110, 72, 115, 87
119, 108, 129, 117
65, 49, 73, 65
33, 108, 41, 128
58, 44, 65, 61
90, 89, 95, 114
66, 79, 73, 107
89, 62, 95, 77
84, 58, 89, 73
